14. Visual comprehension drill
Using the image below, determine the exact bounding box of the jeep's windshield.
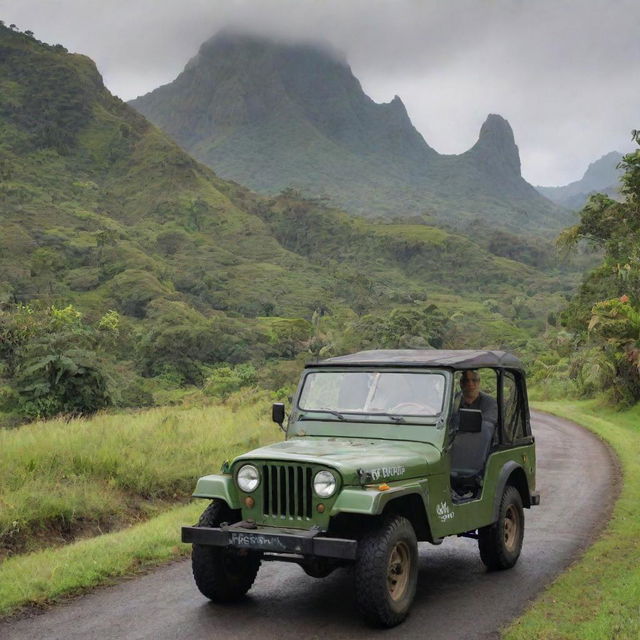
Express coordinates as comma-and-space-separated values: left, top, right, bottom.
298, 371, 445, 417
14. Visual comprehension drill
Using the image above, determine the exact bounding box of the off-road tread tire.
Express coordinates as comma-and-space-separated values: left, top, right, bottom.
354, 515, 418, 628
478, 485, 524, 571
191, 500, 261, 602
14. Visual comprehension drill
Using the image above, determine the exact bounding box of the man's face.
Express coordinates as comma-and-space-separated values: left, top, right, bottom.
460, 370, 481, 401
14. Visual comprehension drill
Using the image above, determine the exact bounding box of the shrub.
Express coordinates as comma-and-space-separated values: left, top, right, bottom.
204, 364, 258, 399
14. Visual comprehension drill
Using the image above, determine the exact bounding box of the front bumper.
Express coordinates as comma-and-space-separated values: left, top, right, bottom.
182, 522, 357, 561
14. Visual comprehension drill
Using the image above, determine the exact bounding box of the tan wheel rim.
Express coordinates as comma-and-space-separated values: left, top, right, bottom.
387, 541, 411, 601
504, 505, 520, 552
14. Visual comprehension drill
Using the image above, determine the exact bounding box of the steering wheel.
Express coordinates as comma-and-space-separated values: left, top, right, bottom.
389, 402, 436, 414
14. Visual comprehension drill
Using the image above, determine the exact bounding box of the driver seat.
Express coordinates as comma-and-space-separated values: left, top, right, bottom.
450, 419, 496, 495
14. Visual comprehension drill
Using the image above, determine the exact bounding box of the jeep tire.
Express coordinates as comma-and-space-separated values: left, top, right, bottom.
354, 515, 418, 627
191, 500, 261, 602
478, 485, 524, 570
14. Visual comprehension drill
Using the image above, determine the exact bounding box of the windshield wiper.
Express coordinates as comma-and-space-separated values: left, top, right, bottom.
300, 410, 406, 423
366, 412, 406, 423
300, 409, 346, 421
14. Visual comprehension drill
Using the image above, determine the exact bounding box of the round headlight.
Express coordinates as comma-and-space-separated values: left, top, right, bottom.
313, 470, 337, 498
237, 464, 260, 492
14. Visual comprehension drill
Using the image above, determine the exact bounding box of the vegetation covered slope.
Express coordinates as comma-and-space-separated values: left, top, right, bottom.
0, 28, 331, 318
0, 25, 578, 422
130, 31, 569, 233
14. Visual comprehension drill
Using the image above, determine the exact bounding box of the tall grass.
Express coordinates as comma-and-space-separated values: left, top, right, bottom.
0, 393, 280, 555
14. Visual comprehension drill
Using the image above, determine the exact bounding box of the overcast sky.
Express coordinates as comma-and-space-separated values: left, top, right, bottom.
2, 0, 638, 185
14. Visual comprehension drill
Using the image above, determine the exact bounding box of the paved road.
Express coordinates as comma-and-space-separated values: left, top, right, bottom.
1, 411, 618, 640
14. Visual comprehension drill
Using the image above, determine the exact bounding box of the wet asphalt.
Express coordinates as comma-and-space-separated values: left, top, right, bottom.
0, 411, 619, 640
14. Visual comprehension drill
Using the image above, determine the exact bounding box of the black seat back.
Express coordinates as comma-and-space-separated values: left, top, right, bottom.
450, 419, 495, 478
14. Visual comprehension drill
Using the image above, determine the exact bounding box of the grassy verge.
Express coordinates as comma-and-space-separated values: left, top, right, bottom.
0, 500, 202, 617
0, 391, 280, 557
504, 400, 640, 640
0, 390, 282, 618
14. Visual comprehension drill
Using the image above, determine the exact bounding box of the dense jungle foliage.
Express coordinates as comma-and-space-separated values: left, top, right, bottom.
0, 24, 605, 426
532, 132, 640, 404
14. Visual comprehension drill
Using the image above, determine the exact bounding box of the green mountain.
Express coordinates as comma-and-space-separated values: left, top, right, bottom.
537, 151, 624, 210
0, 25, 577, 421
130, 31, 569, 233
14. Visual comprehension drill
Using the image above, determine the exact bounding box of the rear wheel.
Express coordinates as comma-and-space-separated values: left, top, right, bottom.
191, 500, 261, 602
354, 515, 418, 627
478, 485, 524, 570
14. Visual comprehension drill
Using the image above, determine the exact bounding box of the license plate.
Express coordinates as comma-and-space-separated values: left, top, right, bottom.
228, 531, 295, 552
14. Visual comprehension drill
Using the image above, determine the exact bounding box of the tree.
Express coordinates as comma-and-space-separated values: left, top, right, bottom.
260, 317, 313, 358
15, 342, 112, 419
0, 304, 114, 419
558, 131, 640, 403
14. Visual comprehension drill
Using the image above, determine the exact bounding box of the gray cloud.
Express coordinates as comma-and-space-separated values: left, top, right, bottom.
2, 0, 638, 185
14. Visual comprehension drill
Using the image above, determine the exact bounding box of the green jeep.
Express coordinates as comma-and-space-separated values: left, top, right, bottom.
182, 350, 540, 627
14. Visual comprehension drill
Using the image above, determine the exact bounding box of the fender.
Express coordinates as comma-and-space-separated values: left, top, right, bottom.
491, 461, 530, 522
330, 479, 430, 517
192, 474, 241, 509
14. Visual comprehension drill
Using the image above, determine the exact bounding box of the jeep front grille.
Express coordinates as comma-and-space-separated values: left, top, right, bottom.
262, 464, 313, 519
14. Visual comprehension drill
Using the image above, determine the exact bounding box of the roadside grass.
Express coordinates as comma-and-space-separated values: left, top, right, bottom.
0, 501, 202, 617
504, 400, 640, 640
0, 391, 280, 557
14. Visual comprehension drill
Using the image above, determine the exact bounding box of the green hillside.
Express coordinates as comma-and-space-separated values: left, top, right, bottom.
0, 25, 577, 424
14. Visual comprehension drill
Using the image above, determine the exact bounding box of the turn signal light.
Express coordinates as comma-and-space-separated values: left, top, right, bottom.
244, 496, 255, 508
317, 503, 325, 513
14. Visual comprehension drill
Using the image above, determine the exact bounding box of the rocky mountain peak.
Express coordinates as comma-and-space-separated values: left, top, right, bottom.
582, 151, 624, 186
479, 114, 515, 143
468, 114, 521, 176
130, 30, 435, 168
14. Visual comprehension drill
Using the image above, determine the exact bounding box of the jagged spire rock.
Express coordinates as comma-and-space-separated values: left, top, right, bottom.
468, 114, 521, 177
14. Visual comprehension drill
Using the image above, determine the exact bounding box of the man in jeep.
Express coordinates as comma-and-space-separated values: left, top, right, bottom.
458, 369, 498, 426
450, 369, 500, 498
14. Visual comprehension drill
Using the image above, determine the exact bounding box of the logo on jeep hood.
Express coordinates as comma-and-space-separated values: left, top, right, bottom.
365, 465, 406, 482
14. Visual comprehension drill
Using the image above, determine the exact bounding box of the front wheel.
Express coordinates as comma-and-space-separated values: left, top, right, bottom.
354, 515, 418, 627
191, 500, 261, 602
478, 485, 524, 570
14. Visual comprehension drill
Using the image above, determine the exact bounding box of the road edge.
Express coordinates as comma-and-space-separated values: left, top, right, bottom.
503, 402, 636, 640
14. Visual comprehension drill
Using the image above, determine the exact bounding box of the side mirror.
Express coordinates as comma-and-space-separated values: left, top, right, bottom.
458, 408, 482, 433
272, 402, 285, 428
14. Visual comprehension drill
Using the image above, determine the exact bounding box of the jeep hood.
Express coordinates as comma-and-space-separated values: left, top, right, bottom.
234, 437, 442, 485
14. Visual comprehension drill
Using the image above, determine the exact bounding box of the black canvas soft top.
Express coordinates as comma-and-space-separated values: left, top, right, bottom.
309, 349, 524, 372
